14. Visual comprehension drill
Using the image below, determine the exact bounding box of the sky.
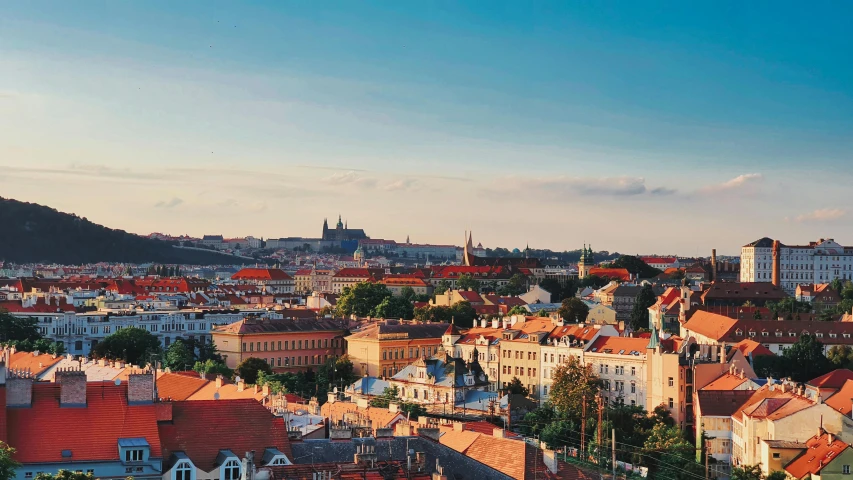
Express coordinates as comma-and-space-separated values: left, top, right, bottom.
1, 1, 852, 256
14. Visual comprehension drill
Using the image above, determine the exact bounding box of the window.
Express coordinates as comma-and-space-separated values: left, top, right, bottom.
772, 453, 780, 460
25, 474, 32, 479
125, 449, 144, 462
175, 461, 194, 480
631, 382, 636, 393
843, 465, 851, 475
668, 398, 674, 408
668, 377, 674, 387
222, 459, 240, 480
630, 367, 636, 376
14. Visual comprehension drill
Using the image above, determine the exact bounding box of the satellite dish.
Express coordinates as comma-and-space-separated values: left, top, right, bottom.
235, 376, 242, 383
213, 392, 220, 400
114, 378, 121, 386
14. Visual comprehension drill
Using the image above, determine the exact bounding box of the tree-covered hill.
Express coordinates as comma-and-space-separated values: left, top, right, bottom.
0, 197, 251, 265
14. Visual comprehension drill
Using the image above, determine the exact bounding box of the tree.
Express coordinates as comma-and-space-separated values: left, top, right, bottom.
234, 357, 273, 385
556, 297, 590, 323
644, 423, 703, 479
336, 283, 392, 317
0, 442, 20, 480
399, 286, 417, 303
372, 296, 414, 320
316, 355, 357, 400
449, 301, 477, 328
507, 305, 529, 316
630, 284, 657, 331
370, 386, 401, 408
540, 419, 578, 450
783, 334, 832, 382
505, 377, 529, 396
92, 326, 162, 365
433, 280, 451, 296
731, 464, 763, 480
164, 340, 196, 371
766, 471, 787, 480
497, 274, 528, 296
752, 354, 790, 379
548, 356, 602, 420
456, 274, 480, 291
610, 256, 662, 279
34, 471, 94, 480
194, 359, 233, 378
0, 309, 42, 344
767, 298, 812, 320
753, 309, 763, 320
828, 345, 853, 369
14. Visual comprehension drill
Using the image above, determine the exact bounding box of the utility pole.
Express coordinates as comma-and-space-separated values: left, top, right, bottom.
705, 442, 710, 480
612, 428, 616, 480
581, 395, 587, 462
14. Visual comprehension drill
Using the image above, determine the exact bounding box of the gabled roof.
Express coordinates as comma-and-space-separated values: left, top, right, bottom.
696, 390, 756, 418
586, 336, 649, 356
682, 310, 739, 341
785, 432, 851, 479
808, 369, 853, 390
824, 380, 853, 416
7, 383, 162, 464
588, 268, 631, 281
701, 373, 750, 391
734, 339, 775, 358
231, 268, 293, 281
156, 372, 210, 401
158, 399, 290, 470
213, 317, 344, 335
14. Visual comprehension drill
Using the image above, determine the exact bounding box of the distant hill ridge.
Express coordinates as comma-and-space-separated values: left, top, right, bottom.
0, 197, 252, 265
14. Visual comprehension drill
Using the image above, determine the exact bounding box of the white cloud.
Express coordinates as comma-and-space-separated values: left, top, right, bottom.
382, 178, 419, 191
504, 175, 652, 196
154, 197, 183, 208
325, 171, 377, 188
700, 173, 763, 193
791, 208, 846, 223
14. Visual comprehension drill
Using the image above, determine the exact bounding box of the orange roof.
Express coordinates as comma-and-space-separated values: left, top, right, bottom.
587, 267, 631, 281
809, 369, 853, 390
682, 310, 739, 341
701, 373, 749, 391
232, 268, 293, 281
825, 380, 853, 415
587, 336, 649, 355
7, 383, 162, 464
156, 372, 209, 401
319, 401, 406, 429
785, 432, 851, 479
8, 350, 64, 376
187, 381, 267, 402
734, 339, 775, 358
440, 430, 527, 479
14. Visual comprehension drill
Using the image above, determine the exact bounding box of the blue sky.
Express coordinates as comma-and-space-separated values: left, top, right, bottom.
1, 1, 851, 255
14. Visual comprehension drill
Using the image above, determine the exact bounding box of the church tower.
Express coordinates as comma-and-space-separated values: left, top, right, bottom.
463, 231, 476, 266
322, 218, 329, 240
336, 214, 344, 241
578, 244, 594, 279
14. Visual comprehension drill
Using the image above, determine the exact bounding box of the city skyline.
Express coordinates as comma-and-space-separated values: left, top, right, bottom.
2, 2, 852, 255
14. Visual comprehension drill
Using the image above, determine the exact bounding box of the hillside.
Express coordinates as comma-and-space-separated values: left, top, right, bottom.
0, 197, 253, 265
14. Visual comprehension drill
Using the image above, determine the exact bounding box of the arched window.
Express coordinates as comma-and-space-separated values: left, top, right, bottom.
222, 459, 240, 480
175, 461, 193, 480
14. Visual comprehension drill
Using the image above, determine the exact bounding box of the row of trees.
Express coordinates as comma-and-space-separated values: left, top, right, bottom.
335, 283, 426, 320
413, 301, 477, 328
0, 309, 65, 355
146, 264, 182, 277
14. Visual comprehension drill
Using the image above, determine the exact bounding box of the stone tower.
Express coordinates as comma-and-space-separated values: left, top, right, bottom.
577, 244, 594, 279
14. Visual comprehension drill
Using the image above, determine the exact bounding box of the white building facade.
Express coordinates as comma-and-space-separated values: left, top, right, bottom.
741, 237, 853, 293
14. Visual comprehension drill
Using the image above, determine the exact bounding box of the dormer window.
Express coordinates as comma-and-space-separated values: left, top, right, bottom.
175, 461, 194, 480
222, 460, 240, 480
775, 331, 782, 337
735, 329, 743, 336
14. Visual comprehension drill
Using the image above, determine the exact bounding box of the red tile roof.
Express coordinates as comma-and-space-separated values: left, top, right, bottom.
158, 399, 291, 469
734, 339, 775, 358
231, 268, 293, 281
785, 432, 850, 479
156, 372, 210, 401
587, 268, 631, 281
7, 383, 162, 464
587, 336, 649, 355
824, 380, 853, 416
808, 369, 853, 390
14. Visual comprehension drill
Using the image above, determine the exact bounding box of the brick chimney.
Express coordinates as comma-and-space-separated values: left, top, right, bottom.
129, 372, 155, 404
710, 249, 717, 282
57, 369, 87, 407
772, 240, 781, 287
6, 371, 34, 407
493, 428, 505, 438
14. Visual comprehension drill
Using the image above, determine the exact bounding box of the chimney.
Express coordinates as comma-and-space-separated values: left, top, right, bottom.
480, 318, 487, 328
432, 460, 448, 480
493, 428, 505, 438
710, 249, 717, 282
542, 448, 559, 474
453, 422, 464, 432
216, 375, 224, 389
492, 319, 499, 329
57, 369, 87, 407
772, 240, 781, 287
6, 372, 34, 407
128, 372, 155, 404
237, 379, 246, 392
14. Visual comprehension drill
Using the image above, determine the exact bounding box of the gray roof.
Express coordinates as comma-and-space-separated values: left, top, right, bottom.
348, 322, 450, 341
291, 437, 512, 480
391, 352, 488, 388
348, 377, 390, 396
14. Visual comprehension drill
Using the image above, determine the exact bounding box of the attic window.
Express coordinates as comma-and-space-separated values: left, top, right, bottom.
816, 333, 823, 338
735, 329, 743, 336
830, 333, 837, 338
775, 331, 782, 337
748, 331, 756, 337
761, 332, 768, 337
